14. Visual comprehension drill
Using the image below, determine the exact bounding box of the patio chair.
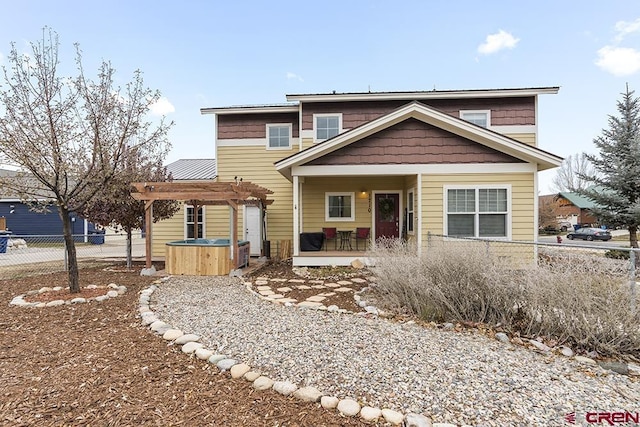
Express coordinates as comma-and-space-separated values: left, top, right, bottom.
354, 227, 370, 250
322, 227, 337, 251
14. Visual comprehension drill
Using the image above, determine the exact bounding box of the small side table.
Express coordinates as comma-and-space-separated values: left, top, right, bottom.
337, 230, 353, 250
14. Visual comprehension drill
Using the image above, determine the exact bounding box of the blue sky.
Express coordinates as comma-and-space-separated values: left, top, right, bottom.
1, 0, 639, 193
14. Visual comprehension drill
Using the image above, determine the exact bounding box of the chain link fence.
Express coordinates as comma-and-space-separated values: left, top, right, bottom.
0, 233, 145, 277
426, 232, 638, 313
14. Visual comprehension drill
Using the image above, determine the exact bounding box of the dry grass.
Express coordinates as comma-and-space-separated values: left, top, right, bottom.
368, 239, 640, 357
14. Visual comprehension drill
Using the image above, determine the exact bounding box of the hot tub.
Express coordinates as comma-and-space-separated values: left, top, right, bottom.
165, 238, 250, 276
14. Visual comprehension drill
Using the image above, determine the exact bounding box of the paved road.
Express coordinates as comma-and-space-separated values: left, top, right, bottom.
537, 235, 630, 248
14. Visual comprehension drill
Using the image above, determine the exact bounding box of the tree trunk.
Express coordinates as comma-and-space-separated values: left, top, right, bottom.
126, 227, 133, 269
630, 225, 638, 249
59, 206, 80, 293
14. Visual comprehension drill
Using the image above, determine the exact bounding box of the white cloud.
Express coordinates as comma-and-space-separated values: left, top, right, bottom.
595, 46, 640, 76
614, 17, 640, 42
149, 97, 175, 116
286, 72, 304, 82
477, 30, 520, 55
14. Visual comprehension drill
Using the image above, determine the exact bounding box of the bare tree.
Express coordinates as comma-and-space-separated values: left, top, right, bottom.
538, 196, 561, 230
551, 152, 599, 192
0, 29, 171, 292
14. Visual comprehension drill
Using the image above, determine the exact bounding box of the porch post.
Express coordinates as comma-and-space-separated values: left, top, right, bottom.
144, 200, 153, 268
293, 175, 299, 256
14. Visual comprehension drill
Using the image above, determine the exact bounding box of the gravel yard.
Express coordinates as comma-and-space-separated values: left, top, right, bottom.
154, 275, 640, 426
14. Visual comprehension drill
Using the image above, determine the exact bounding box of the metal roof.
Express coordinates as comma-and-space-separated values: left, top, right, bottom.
557, 191, 598, 209
165, 159, 217, 181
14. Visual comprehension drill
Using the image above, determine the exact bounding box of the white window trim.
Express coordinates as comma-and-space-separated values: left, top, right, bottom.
184, 204, 206, 239
266, 123, 292, 150
460, 110, 491, 128
313, 113, 343, 143
325, 191, 355, 222
443, 184, 512, 240
407, 188, 415, 235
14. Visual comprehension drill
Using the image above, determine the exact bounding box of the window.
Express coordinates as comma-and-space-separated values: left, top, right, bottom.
446, 187, 509, 238
325, 192, 355, 221
267, 124, 291, 149
407, 189, 415, 233
186, 205, 204, 239
314, 114, 342, 142
460, 110, 490, 128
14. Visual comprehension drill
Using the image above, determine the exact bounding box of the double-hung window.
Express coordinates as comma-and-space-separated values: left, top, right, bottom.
325, 192, 354, 221
460, 110, 490, 128
314, 114, 342, 142
186, 205, 204, 239
446, 187, 509, 238
267, 124, 291, 149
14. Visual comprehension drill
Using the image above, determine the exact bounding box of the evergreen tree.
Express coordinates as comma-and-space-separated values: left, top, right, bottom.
579, 85, 640, 248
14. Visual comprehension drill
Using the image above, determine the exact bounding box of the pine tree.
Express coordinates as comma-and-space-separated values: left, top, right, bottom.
579, 85, 640, 248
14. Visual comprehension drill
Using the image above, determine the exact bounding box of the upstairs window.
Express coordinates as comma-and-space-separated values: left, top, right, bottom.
267, 124, 291, 149
314, 114, 342, 142
460, 110, 490, 128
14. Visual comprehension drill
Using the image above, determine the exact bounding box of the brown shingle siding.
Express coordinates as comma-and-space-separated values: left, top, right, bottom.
305, 118, 523, 166
301, 97, 535, 130
217, 112, 299, 139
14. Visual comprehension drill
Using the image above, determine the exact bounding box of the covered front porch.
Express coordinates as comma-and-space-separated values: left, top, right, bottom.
291, 174, 419, 266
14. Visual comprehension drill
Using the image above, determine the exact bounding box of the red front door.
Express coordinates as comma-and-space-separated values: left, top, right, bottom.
375, 193, 400, 240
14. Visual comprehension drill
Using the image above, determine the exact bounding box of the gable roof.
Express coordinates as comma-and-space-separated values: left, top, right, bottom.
275, 101, 562, 179
165, 159, 217, 181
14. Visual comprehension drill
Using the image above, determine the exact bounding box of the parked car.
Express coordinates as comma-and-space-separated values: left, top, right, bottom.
566, 227, 612, 241
558, 220, 573, 232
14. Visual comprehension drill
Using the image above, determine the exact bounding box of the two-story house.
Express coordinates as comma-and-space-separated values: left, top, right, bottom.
152, 87, 562, 267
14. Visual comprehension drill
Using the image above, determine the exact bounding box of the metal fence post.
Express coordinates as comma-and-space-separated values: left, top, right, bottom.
631, 249, 637, 314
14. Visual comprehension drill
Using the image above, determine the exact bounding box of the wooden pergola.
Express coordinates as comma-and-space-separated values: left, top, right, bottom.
130, 180, 273, 269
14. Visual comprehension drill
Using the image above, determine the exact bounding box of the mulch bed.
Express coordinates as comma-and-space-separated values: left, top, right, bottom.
0, 263, 371, 426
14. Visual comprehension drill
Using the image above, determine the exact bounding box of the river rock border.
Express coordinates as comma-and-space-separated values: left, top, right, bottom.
138, 277, 443, 426
10, 283, 128, 308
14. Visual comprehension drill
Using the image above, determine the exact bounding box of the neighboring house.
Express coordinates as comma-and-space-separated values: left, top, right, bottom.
0, 168, 96, 238
150, 159, 220, 255
173, 87, 562, 266
540, 192, 598, 226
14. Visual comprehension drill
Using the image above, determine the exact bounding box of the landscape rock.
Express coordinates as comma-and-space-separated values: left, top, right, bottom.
272, 381, 297, 396
181, 342, 203, 354
140, 265, 156, 276
559, 346, 574, 357
162, 329, 184, 341
243, 371, 261, 382
208, 354, 228, 365
320, 396, 339, 409
529, 339, 551, 352
174, 334, 200, 345
252, 376, 274, 391
216, 358, 237, 371
337, 398, 361, 416
381, 408, 404, 425
230, 363, 251, 379
598, 361, 629, 375
351, 259, 365, 269
149, 321, 167, 331
106, 290, 119, 298
405, 413, 433, 427
360, 406, 381, 421
574, 355, 597, 365
495, 332, 510, 344
70, 297, 86, 304
45, 300, 65, 307
195, 348, 213, 360
293, 386, 323, 402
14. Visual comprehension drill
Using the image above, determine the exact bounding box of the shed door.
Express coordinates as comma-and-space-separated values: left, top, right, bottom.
244, 206, 262, 256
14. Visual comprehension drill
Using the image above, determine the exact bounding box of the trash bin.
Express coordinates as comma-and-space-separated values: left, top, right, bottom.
263, 240, 271, 258
0, 230, 12, 254
88, 229, 105, 245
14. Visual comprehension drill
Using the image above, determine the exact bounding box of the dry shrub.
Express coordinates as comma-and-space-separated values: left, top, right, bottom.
368, 239, 640, 356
